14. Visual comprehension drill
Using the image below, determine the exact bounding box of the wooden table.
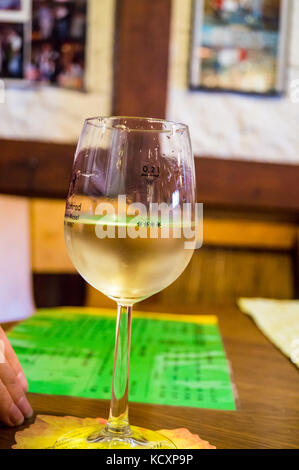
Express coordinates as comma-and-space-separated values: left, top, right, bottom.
0, 304, 298, 449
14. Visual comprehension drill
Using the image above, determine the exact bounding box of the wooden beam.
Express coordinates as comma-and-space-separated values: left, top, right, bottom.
113, 0, 171, 118
1, 139, 299, 213
0, 139, 76, 198
196, 157, 299, 213
204, 218, 296, 250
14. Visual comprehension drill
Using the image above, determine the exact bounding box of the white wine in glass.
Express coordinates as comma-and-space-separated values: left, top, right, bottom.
55, 116, 197, 449
64, 215, 194, 304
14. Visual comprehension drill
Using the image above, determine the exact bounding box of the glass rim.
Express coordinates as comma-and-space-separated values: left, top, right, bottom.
84, 116, 189, 133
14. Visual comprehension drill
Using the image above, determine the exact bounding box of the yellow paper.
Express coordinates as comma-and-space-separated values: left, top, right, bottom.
13, 415, 216, 449
48, 306, 218, 325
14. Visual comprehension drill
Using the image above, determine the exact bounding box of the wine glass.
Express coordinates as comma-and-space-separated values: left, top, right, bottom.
55, 116, 197, 449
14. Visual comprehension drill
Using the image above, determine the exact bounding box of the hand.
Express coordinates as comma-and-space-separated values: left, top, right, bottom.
0, 326, 33, 427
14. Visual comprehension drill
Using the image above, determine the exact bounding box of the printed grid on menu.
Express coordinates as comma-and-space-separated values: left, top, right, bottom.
8, 308, 236, 410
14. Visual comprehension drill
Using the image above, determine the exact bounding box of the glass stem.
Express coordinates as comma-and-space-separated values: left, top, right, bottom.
105, 304, 132, 436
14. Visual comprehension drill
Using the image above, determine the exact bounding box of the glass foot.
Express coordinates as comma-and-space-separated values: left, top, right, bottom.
53, 424, 176, 449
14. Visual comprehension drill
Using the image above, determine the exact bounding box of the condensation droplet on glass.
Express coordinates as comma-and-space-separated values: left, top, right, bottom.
115, 124, 127, 131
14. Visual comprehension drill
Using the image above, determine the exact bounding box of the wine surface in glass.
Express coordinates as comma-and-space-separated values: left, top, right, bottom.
65, 215, 194, 304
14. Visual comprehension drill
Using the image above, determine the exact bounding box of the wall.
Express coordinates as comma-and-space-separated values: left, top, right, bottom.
0, 0, 115, 143
167, 0, 299, 164
1, 0, 298, 163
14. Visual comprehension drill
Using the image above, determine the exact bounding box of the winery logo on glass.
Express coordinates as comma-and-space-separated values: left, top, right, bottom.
92, 196, 203, 250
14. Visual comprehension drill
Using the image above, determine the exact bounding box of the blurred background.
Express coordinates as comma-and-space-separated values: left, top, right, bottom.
0, 0, 298, 317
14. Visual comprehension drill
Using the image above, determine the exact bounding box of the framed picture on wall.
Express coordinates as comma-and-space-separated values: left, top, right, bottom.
0, 22, 27, 78
0, 0, 22, 10
0, 0, 30, 20
0, 0, 87, 89
28, 0, 87, 90
0, 0, 31, 79
190, 0, 290, 95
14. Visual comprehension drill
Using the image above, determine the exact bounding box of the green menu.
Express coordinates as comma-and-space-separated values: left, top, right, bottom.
8, 308, 236, 410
